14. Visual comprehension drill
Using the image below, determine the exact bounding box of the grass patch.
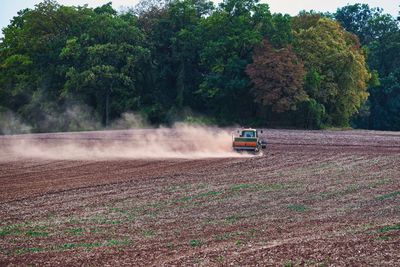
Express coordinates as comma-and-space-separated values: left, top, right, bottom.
177, 196, 193, 202
149, 202, 165, 209
0, 228, 12, 237
59, 238, 131, 251
65, 228, 84, 236
376, 191, 400, 201
284, 261, 294, 267
106, 238, 131, 246
61, 242, 102, 250
189, 239, 202, 247
142, 229, 156, 238
16, 247, 45, 255
0, 224, 27, 237
377, 224, 400, 233
344, 184, 363, 193
176, 190, 222, 203
369, 178, 393, 188
16, 238, 133, 255
225, 215, 241, 224
26, 230, 49, 237
287, 204, 309, 212
230, 184, 252, 191
229, 183, 287, 193
108, 220, 122, 225
176, 183, 288, 205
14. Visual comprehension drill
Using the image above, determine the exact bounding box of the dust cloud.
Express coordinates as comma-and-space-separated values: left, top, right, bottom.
0, 110, 32, 135
0, 124, 250, 160
0, 103, 148, 134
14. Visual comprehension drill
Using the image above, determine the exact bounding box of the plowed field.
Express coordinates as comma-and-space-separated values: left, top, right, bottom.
0, 129, 399, 266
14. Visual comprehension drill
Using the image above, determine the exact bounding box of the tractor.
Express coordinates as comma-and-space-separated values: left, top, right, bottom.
232, 128, 267, 153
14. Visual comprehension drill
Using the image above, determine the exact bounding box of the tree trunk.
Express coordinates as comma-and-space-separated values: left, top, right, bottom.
105, 84, 112, 127
176, 62, 185, 109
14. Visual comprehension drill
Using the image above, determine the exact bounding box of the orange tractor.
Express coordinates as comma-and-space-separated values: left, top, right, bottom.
232, 128, 267, 153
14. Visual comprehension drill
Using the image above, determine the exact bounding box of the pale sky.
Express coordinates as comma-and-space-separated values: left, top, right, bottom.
1, 0, 399, 36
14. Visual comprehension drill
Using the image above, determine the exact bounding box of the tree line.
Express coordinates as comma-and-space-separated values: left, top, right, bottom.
0, 0, 399, 132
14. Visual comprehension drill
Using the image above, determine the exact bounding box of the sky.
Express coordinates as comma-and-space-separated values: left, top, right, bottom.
1, 0, 399, 35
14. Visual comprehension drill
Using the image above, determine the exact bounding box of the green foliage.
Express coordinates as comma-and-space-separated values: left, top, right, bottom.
368, 70, 400, 130
377, 224, 400, 233
142, 229, 156, 237
0, 1, 149, 131
284, 261, 294, 267
204, 1, 289, 123
335, 4, 398, 45
225, 215, 241, 224
16, 247, 45, 255
296, 99, 325, 129
293, 16, 370, 127
376, 191, 400, 201
60, 11, 149, 126
65, 228, 84, 236
189, 239, 202, 247
0, 224, 23, 237
335, 4, 400, 131
0, 0, 398, 132
196, 0, 265, 122
26, 230, 49, 237
287, 204, 309, 212
135, 0, 212, 123
229, 184, 252, 191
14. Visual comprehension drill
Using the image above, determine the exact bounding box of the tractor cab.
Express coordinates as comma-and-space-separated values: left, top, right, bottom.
232, 128, 267, 153
240, 129, 258, 138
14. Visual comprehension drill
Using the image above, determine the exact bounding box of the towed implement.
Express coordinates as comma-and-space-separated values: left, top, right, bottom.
232, 128, 267, 153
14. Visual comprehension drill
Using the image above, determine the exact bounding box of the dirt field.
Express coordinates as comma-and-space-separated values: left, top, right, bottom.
0, 128, 399, 266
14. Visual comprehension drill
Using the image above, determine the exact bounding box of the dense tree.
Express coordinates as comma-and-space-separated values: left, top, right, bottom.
335, 4, 397, 45
0, 1, 85, 130
134, 0, 214, 123
60, 9, 149, 126
196, 0, 293, 123
246, 39, 307, 113
359, 28, 400, 130
368, 70, 400, 130
0, 1, 149, 130
292, 15, 370, 126
0, 0, 397, 132
335, 4, 400, 130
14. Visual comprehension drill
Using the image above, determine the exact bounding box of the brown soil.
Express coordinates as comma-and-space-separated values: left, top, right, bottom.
0, 129, 399, 266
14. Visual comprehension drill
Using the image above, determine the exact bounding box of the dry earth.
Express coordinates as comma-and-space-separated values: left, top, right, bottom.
0, 128, 399, 266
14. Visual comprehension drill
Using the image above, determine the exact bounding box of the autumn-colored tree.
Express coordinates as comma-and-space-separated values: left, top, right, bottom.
246, 39, 307, 113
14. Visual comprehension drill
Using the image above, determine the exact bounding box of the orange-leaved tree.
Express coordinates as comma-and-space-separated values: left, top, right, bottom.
246, 39, 307, 113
